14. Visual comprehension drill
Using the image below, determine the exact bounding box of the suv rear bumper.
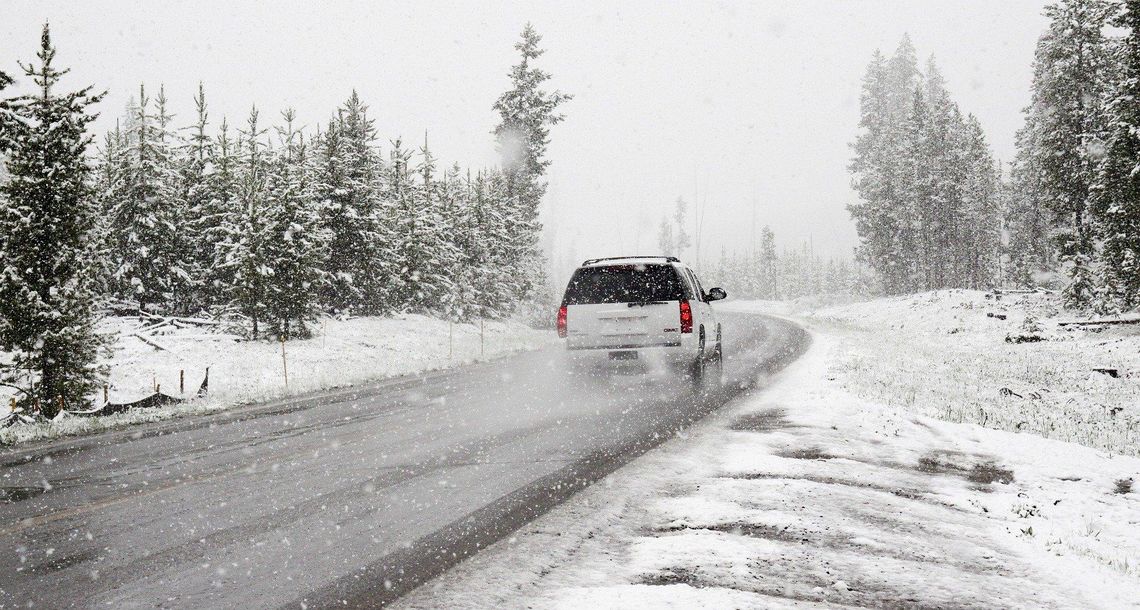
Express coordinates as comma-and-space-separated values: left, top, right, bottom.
563, 338, 697, 368
566, 340, 682, 350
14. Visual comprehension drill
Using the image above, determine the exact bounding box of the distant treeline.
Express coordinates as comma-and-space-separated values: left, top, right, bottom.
702, 227, 870, 302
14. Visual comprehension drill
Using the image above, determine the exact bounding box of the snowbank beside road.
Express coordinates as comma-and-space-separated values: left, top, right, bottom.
1, 314, 554, 445
398, 329, 1140, 609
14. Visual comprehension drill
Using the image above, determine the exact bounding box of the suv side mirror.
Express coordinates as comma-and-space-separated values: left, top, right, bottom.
706, 287, 727, 302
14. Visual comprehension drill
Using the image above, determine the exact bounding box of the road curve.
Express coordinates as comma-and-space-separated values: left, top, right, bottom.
0, 312, 808, 609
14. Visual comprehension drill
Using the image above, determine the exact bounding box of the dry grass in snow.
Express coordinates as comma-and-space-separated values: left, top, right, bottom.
773, 290, 1140, 457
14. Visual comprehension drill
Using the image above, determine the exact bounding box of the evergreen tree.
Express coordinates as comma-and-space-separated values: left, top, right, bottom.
313, 92, 388, 314
202, 118, 240, 307
180, 83, 216, 311
848, 41, 919, 294
960, 116, 1002, 289
91, 123, 125, 296
0, 68, 12, 139
1093, 0, 1140, 310
492, 24, 571, 306
849, 37, 1002, 295
263, 109, 324, 338
106, 83, 187, 312
1019, 0, 1116, 305
657, 218, 675, 255
219, 107, 271, 337
672, 197, 692, 255
0, 24, 107, 414
759, 226, 778, 298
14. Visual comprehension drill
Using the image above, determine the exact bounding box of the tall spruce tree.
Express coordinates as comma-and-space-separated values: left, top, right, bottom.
960, 116, 1002, 289
848, 39, 921, 294
1094, 0, 1140, 310
107, 84, 187, 312
0, 25, 106, 414
1018, 0, 1116, 305
313, 92, 388, 314
180, 83, 216, 312
492, 24, 571, 308
263, 109, 324, 338
219, 107, 271, 337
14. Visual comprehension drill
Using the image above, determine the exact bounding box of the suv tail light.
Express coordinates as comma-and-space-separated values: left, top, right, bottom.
557, 305, 568, 338
679, 300, 693, 334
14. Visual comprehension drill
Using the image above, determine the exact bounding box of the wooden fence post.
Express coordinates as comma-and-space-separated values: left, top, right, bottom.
280, 336, 289, 388
179, 370, 185, 395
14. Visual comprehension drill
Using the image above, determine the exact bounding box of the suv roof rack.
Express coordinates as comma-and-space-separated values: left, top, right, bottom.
580, 255, 681, 266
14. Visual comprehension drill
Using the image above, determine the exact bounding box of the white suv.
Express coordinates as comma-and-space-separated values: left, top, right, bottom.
557, 256, 726, 384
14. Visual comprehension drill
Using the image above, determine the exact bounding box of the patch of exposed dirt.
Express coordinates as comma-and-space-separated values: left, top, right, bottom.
777, 446, 834, 460
0, 485, 47, 503
916, 451, 1014, 485
729, 408, 791, 433
1114, 478, 1133, 494
639, 566, 703, 587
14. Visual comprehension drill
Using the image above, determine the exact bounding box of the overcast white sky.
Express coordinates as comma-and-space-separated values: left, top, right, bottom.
2, 0, 1050, 277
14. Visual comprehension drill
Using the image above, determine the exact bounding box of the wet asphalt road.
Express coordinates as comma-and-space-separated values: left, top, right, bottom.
0, 312, 807, 609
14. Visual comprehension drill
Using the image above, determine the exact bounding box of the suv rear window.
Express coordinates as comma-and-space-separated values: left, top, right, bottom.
562, 264, 686, 305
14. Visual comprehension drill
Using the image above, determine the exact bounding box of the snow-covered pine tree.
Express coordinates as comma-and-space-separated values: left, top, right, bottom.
403, 137, 458, 312
760, 226, 778, 299
201, 118, 241, 308
657, 219, 675, 255
1005, 148, 1053, 288
386, 137, 417, 310
180, 83, 216, 312
921, 57, 968, 289
0, 67, 11, 138
154, 86, 195, 313
899, 86, 932, 292
959, 115, 1002, 290
493, 24, 571, 310
673, 197, 692, 256
219, 107, 271, 337
107, 83, 187, 313
262, 109, 325, 339
313, 92, 389, 314
1021, 0, 1116, 306
848, 40, 920, 295
434, 162, 468, 320
90, 123, 126, 296
0, 24, 107, 414
468, 169, 515, 318
1093, 0, 1140, 310
435, 164, 471, 321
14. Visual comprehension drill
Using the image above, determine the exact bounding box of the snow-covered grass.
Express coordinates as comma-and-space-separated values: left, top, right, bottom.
758, 289, 1140, 458
398, 330, 1140, 609
0, 314, 554, 446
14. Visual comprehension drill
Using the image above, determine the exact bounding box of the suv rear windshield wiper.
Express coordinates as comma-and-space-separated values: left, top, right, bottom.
627, 301, 668, 307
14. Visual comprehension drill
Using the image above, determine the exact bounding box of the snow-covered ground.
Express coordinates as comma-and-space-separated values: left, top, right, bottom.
398, 303, 1140, 609
1, 314, 553, 445
786, 290, 1140, 457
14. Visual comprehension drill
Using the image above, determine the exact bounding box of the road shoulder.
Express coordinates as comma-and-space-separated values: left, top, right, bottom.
397, 331, 1140, 609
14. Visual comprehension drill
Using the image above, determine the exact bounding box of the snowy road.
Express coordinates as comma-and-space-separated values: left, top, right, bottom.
0, 312, 807, 608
